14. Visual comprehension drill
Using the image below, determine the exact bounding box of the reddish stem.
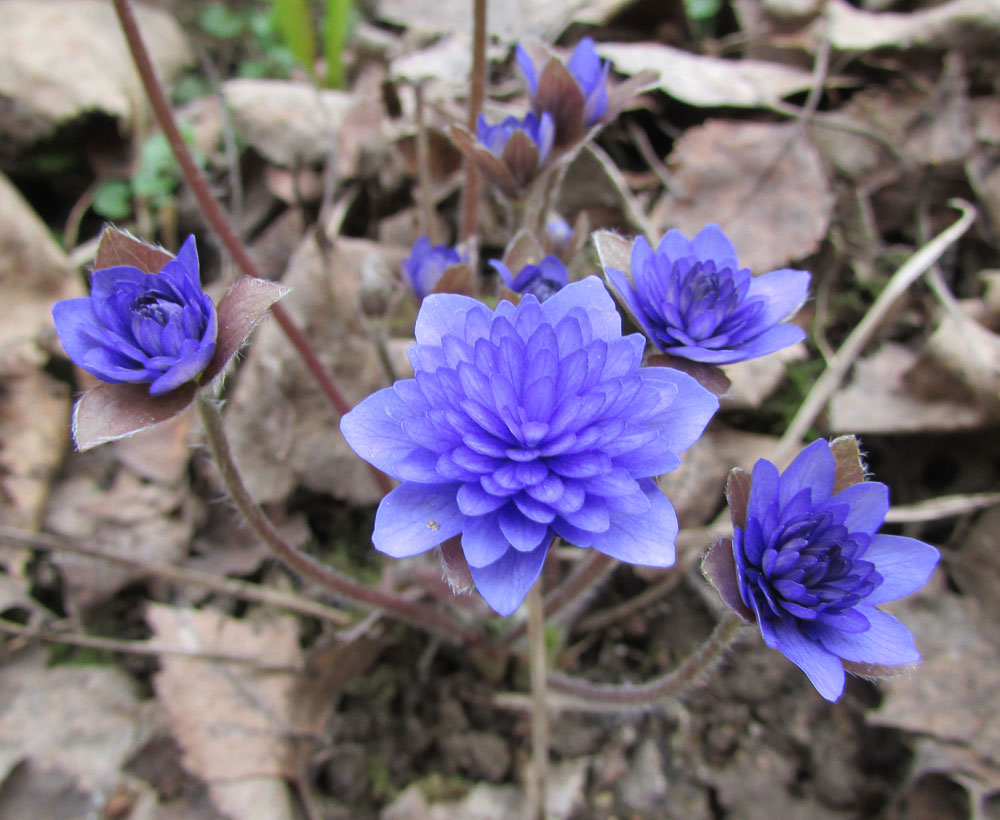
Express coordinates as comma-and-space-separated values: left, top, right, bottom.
111, 0, 392, 496
458, 0, 487, 243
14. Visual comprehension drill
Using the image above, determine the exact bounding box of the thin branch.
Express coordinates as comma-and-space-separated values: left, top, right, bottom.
196, 394, 479, 645
526, 580, 549, 820
883, 492, 1000, 524
0, 618, 300, 672
111, 0, 393, 495
774, 199, 977, 467
0, 526, 352, 626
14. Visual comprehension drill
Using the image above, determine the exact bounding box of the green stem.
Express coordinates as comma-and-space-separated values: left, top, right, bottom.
196, 394, 479, 645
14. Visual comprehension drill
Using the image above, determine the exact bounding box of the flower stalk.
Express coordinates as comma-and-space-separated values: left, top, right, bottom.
195, 393, 479, 645
527, 579, 549, 820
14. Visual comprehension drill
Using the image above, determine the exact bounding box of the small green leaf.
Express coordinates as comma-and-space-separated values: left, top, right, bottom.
92, 179, 133, 220
199, 4, 248, 39
272, 0, 316, 79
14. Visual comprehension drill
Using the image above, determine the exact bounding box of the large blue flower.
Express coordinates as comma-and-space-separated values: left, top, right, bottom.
341, 277, 718, 615
605, 224, 810, 365
403, 237, 464, 301
52, 235, 217, 396
733, 440, 939, 701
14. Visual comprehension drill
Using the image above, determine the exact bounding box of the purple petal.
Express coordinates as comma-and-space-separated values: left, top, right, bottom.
160, 234, 201, 289
768, 618, 846, 701
724, 324, 806, 363
457, 481, 508, 515
52, 297, 102, 364
541, 275, 620, 342
340, 386, 419, 480
828, 482, 889, 537
815, 606, 919, 666
638, 367, 719, 455
690, 223, 738, 269
747, 458, 780, 527
469, 542, 549, 616
372, 482, 464, 558
655, 229, 693, 262
862, 535, 940, 605
746, 268, 811, 326
498, 504, 551, 552
415, 293, 489, 346
779, 439, 835, 508
461, 513, 510, 567
515, 43, 539, 95
589, 479, 677, 566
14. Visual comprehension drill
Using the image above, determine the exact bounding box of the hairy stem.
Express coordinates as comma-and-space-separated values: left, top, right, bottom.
196, 393, 479, 645
546, 613, 745, 711
111, 0, 392, 497
526, 580, 549, 820
458, 0, 487, 244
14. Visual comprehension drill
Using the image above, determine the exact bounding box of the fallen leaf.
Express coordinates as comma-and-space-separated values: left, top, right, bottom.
825, 0, 1000, 53
924, 306, 1000, 419
0, 0, 192, 144
828, 343, 989, 433
0, 648, 141, 794
598, 42, 825, 109
148, 604, 304, 820
651, 120, 833, 273
113, 407, 197, 485
947, 505, 1000, 646
872, 592, 1000, 767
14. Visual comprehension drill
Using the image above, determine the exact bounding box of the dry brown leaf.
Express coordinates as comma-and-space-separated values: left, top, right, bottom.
924, 307, 1000, 419
226, 234, 411, 506
0, 0, 191, 144
0, 648, 140, 794
722, 342, 808, 409
597, 42, 823, 109
44, 470, 196, 615
828, 343, 989, 433
113, 406, 197, 485
872, 592, 1000, 767
0, 173, 80, 373
825, 0, 1000, 53
947, 505, 1000, 646
652, 120, 833, 273
0, 369, 71, 533
148, 604, 304, 820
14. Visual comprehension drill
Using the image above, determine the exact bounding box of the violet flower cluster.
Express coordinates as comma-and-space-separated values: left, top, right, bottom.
403, 237, 465, 301
341, 277, 718, 615
731, 440, 939, 701
605, 224, 810, 365
52, 235, 216, 396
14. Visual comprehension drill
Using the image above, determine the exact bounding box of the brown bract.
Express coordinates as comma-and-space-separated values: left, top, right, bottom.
450, 124, 546, 200
71, 227, 288, 451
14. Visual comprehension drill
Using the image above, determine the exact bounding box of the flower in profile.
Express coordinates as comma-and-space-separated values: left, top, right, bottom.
514, 38, 656, 147
341, 277, 718, 616
451, 112, 555, 200
703, 437, 939, 701
490, 255, 568, 302
51, 227, 285, 450
517, 37, 609, 131
403, 237, 465, 301
602, 224, 811, 365
53, 235, 216, 396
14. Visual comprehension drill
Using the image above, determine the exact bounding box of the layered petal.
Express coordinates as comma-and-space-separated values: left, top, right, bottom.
373, 482, 464, 558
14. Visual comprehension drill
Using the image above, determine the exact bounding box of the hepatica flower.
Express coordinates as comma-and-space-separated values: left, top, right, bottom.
404, 237, 465, 301
705, 438, 939, 701
451, 112, 555, 200
341, 277, 718, 615
53, 235, 216, 396
517, 37, 609, 132
490, 255, 568, 301
603, 224, 810, 365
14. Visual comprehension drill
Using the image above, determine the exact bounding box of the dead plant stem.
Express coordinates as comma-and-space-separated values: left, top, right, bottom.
458, 0, 487, 244
527, 580, 549, 820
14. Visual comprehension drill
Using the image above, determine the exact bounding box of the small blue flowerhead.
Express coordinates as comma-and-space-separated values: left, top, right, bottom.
490, 255, 568, 302
403, 237, 465, 301
52, 235, 217, 396
477, 111, 555, 165
604, 224, 811, 365
517, 38, 610, 139
341, 277, 719, 616
722, 438, 939, 701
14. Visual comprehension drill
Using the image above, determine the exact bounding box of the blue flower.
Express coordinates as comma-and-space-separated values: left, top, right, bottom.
476, 111, 555, 167
52, 235, 217, 396
403, 237, 464, 301
340, 277, 718, 615
732, 439, 939, 701
604, 224, 810, 365
490, 255, 568, 301
517, 38, 610, 129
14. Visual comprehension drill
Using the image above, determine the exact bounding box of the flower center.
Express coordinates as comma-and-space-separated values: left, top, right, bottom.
132, 291, 185, 327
